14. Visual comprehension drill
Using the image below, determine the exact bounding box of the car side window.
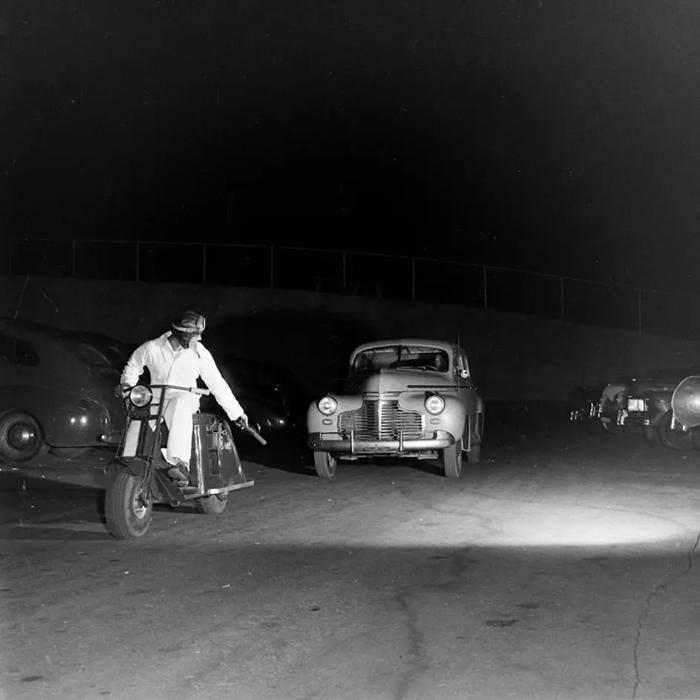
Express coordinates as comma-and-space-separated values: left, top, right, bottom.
0, 333, 40, 367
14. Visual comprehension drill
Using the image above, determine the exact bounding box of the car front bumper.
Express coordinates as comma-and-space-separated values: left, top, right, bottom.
307, 430, 456, 453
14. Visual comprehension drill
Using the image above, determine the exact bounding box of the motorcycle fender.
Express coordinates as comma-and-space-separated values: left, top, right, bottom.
153, 469, 183, 503
114, 458, 149, 478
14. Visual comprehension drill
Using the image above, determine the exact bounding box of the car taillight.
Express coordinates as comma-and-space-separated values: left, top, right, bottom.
100, 406, 110, 431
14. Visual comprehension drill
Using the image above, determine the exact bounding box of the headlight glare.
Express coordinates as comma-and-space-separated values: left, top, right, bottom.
318, 396, 338, 415
627, 398, 647, 412
130, 385, 153, 407
425, 394, 445, 415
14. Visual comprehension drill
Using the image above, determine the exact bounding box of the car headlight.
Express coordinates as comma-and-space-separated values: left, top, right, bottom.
130, 385, 153, 407
318, 396, 338, 416
425, 394, 445, 415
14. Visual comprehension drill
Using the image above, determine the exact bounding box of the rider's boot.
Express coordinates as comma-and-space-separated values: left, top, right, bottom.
167, 459, 191, 487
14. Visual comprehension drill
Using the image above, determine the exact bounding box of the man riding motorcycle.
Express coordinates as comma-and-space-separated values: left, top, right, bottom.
119, 311, 248, 486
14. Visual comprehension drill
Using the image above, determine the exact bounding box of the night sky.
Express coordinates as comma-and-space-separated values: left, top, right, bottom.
2, 1, 699, 292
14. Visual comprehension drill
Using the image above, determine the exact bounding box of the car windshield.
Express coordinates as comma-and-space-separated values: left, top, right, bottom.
352, 345, 449, 373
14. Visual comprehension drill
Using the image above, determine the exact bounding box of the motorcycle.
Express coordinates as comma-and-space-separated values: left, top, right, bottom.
104, 383, 266, 540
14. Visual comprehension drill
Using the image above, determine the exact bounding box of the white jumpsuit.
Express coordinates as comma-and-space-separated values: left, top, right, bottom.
120, 332, 245, 465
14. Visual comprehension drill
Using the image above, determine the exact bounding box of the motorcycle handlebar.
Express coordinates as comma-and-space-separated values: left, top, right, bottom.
117, 384, 211, 397
150, 384, 211, 396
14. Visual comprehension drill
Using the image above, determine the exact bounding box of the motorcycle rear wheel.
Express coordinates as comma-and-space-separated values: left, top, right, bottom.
105, 472, 153, 539
194, 493, 229, 514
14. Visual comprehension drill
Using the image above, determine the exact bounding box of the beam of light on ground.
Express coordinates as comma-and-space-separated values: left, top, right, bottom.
277, 482, 699, 551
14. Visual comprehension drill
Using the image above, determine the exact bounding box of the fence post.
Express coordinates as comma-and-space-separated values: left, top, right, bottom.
202, 243, 207, 285
483, 266, 488, 311
135, 242, 140, 282
638, 287, 642, 333
270, 246, 274, 289
342, 251, 347, 289
560, 277, 565, 321
411, 257, 416, 301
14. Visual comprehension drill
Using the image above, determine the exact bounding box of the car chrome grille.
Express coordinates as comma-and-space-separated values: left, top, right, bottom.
340, 400, 423, 440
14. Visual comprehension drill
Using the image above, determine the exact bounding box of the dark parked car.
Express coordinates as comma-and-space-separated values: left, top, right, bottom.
620, 372, 695, 450
203, 355, 313, 438
0, 318, 128, 463
570, 367, 700, 450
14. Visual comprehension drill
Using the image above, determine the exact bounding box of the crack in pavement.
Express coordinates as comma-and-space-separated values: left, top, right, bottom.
392, 549, 475, 700
631, 530, 700, 700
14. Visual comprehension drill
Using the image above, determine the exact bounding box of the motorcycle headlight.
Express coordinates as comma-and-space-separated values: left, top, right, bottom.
425, 394, 445, 415
130, 385, 153, 407
318, 396, 338, 416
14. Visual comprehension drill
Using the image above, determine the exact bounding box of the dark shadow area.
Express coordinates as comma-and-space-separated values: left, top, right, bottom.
205, 307, 381, 395
8, 527, 112, 541
0, 468, 112, 494
483, 400, 572, 433
237, 436, 315, 476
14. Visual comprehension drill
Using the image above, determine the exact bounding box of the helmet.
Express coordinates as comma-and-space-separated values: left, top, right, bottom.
171, 311, 206, 349
172, 311, 206, 334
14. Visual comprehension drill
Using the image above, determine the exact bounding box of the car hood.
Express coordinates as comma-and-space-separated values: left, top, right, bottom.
352, 369, 455, 395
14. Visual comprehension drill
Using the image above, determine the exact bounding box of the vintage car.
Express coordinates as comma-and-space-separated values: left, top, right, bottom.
306, 338, 485, 478
0, 317, 127, 463
570, 370, 696, 450
570, 381, 628, 433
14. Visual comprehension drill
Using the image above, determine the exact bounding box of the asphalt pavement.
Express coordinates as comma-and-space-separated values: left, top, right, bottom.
1, 403, 700, 700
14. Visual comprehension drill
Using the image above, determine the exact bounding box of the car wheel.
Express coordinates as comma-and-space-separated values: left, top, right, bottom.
642, 418, 661, 445
314, 451, 337, 479
195, 493, 229, 514
657, 410, 694, 451
466, 414, 483, 464
466, 441, 481, 464
0, 410, 48, 464
442, 438, 463, 478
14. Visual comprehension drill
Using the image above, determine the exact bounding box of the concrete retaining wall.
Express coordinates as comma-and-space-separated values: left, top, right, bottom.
2, 275, 699, 402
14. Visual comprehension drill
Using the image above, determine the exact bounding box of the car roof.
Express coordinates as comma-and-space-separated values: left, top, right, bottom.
0, 317, 127, 355
351, 338, 460, 355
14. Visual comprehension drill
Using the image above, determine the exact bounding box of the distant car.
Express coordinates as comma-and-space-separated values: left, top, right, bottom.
204, 356, 313, 437
620, 373, 694, 450
570, 382, 628, 433
0, 318, 128, 463
306, 338, 485, 478
570, 370, 697, 450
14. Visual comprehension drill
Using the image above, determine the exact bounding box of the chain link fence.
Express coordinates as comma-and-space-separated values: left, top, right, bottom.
1, 238, 698, 339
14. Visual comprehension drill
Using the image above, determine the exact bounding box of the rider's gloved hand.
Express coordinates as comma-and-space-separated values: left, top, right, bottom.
116, 383, 132, 398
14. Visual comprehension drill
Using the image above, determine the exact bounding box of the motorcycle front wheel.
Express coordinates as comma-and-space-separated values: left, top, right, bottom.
105, 471, 153, 539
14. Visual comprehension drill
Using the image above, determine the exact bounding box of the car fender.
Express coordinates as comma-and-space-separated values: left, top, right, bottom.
648, 393, 672, 419
0, 385, 97, 443
306, 394, 363, 430
399, 392, 468, 440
